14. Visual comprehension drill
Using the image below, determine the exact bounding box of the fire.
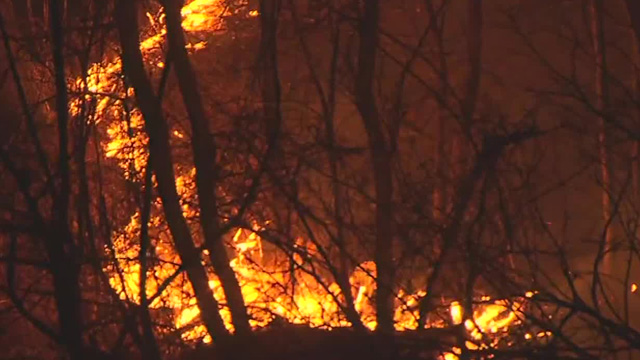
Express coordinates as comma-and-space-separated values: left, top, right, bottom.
76, 0, 529, 353
109, 210, 526, 343
450, 298, 525, 340
463, 300, 521, 339
442, 298, 527, 359
70, 0, 242, 178
69, 0, 234, 115
180, 0, 228, 31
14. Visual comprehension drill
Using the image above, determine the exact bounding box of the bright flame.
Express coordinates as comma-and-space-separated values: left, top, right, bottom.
450, 301, 463, 325
70, 0, 243, 179
79, 0, 532, 352
441, 298, 526, 360
109, 209, 529, 343
447, 296, 525, 354
180, 0, 228, 31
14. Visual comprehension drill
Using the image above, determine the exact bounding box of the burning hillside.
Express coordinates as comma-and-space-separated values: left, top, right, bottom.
3, 0, 640, 359
90, 1, 535, 358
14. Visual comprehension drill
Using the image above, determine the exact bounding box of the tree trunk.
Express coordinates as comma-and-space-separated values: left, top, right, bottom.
161, 0, 251, 337
418, 0, 483, 331
139, 162, 162, 360
286, 0, 365, 330
325, 29, 366, 332
624, 0, 640, 229
354, 0, 395, 336
115, 0, 231, 343
259, 0, 282, 144
462, 0, 483, 126
625, 0, 640, 44
425, 0, 449, 248
451, 0, 483, 189
459, 0, 483, 333
49, 1, 84, 358
591, 0, 613, 262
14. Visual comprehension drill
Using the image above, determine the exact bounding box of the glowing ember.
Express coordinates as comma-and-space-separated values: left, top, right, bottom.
442, 295, 528, 359
450, 301, 463, 325
450, 298, 524, 341
180, 0, 228, 31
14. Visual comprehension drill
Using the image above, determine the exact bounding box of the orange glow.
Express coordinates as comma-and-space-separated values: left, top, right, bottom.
441, 297, 526, 360
450, 301, 463, 325
449, 298, 524, 340
82, 0, 531, 352
70, 0, 240, 178
109, 209, 529, 343
180, 0, 228, 31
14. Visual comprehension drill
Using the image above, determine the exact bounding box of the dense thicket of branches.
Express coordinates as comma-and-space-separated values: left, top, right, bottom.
1, 0, 640, 359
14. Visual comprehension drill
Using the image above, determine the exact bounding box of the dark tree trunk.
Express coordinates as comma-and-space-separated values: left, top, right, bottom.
324, 27, 366, 332
590, 0, 613, 267
139, 163, 163, 360
625, 0, 640, 229
461, 0, 483, 125
259, 0, 282, 143
425, 0, 449, 223
48, 1, 85, 358
287, 0, 365, 329
418, 0, 484, 331
625, 0, 640, 44
161, 0, 251, 337
354, 0, 395, 336
115, 0, 231, 343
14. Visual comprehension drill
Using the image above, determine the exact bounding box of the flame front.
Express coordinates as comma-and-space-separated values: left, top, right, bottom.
75, 0, 527, 351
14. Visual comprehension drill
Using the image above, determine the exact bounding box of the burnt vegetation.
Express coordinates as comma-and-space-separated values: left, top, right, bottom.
1, 0, 640, 359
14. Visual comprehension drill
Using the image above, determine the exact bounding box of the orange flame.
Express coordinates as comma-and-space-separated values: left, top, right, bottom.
76, 0, 528, 351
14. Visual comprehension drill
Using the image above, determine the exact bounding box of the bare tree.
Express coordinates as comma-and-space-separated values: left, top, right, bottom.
353, 0, 400, 336
115, 0, 232, 344
2, 1, 640, 359
590, 0, 613, 266
161, 0, 251, 337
